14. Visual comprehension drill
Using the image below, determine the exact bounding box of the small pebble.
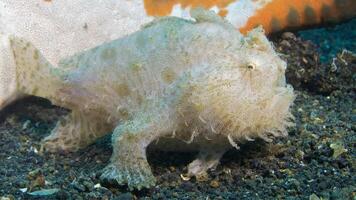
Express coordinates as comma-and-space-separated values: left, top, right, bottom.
169, 166, 176, 172
280, 40, 291, 48
72, 182, 86, 192
196, 172, 209, 182
0, 195, 15, 200
281, 32, 296, 40
209, 180, 220, 188
114, 192, 134, 200
28, 169, 42, 180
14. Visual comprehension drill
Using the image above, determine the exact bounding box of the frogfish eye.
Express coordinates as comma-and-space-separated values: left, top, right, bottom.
246, 63, 256, 70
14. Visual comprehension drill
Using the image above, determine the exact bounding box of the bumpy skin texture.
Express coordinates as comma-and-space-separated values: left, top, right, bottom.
3, 10, 294, 190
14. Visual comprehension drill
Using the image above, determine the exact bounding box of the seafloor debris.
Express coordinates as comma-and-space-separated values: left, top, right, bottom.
276, 32, 355, 94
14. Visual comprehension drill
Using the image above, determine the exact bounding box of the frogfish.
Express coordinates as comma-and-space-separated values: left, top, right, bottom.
0, 9, 296, 189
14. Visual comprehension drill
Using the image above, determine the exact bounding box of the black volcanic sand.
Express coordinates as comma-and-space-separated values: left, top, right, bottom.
0, 20, 355, 200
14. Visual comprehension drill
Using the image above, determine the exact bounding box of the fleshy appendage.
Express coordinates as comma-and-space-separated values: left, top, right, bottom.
100, 135, 156, 190
6, 35, 68, 103
3, 35, 111, 153
187, 146, 229, 179
100, 109, 175, 190
41, 111, 113, 152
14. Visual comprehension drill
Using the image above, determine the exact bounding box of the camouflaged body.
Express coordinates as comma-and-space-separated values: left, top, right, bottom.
2, 9, 294, 189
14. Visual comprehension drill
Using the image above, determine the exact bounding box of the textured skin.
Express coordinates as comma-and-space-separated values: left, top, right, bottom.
3, 10, 294, 190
